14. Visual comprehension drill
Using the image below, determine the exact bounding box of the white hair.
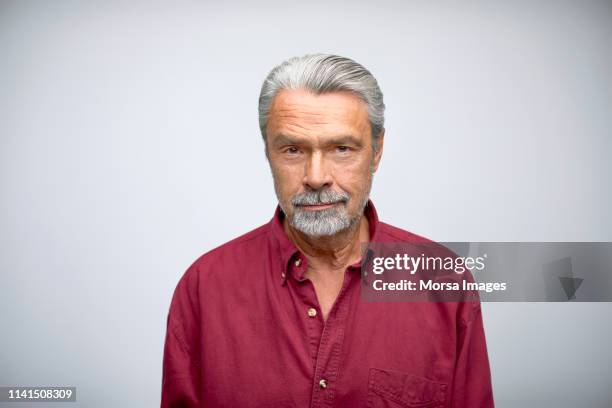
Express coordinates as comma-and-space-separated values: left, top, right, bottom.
258, 53, 385, 149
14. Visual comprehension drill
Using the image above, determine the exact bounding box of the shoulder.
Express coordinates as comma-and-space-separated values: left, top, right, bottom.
167, 223, 271, 321
376, 220, 474, 273
184, 222, 270, 280
376, 221, 435, 244
374, 220, 480, 316
375, 220, 460, 263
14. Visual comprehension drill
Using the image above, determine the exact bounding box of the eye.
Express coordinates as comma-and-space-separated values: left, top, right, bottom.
284, 146, 300, 155
336, 146, 350, 153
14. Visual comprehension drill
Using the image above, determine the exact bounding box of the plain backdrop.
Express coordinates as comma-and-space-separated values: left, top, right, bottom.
1, 1, 611, 407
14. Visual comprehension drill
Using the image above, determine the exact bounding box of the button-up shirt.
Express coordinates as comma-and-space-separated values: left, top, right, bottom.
161, 201, 494, 407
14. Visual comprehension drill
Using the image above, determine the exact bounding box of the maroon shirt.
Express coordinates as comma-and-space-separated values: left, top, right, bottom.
161, 201, 494, 407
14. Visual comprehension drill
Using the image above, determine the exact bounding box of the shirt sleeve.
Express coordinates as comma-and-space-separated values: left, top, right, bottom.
161, 268, 201, 408
450, 302, 495, 408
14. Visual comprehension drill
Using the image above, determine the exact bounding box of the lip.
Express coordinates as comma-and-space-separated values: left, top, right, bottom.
298, 202, 340, 211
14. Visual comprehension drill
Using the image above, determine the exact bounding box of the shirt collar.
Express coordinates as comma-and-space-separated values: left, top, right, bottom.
269, 199, 381, 286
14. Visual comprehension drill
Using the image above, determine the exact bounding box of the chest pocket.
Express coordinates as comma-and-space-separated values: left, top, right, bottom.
366, 368, 448, 408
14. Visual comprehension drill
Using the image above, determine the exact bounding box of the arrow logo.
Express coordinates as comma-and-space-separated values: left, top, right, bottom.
559, 277, 583, 300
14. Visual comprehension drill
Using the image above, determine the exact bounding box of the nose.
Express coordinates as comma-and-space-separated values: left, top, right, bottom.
303, 151, 333, 190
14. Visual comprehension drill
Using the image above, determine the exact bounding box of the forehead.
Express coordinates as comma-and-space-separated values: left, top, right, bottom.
266, 89, 370, 140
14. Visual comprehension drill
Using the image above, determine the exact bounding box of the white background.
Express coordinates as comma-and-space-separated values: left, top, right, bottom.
1, 1, 611, 406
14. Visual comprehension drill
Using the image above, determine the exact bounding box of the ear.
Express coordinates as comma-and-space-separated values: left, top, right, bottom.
371, 129, 385, 173
264, 140, 270, 161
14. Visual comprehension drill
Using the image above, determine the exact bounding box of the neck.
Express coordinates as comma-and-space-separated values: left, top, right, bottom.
284, 213, 370, 271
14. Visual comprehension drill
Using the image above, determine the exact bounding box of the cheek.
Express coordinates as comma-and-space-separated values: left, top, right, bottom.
332, 157, 372, 190
271, 163, 303, 196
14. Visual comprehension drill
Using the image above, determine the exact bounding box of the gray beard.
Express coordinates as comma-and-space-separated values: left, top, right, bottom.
291, 204, 354, 237
286, 188, 369, 237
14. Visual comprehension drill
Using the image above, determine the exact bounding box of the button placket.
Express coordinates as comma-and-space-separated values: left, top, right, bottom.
295, 268, 324, 365
309, 270, 354, 408
292, 255, 308, 282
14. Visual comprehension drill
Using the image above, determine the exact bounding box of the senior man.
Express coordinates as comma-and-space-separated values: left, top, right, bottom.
161, 54, 494, 407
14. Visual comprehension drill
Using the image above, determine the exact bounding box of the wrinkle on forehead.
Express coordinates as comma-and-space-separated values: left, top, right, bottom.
267, 89, 371, 140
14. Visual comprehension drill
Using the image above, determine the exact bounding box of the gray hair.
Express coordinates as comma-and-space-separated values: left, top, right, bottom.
258, 53, 385, 149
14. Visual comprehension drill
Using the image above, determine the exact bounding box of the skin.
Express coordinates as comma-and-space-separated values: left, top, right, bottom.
266, 89, 384, 321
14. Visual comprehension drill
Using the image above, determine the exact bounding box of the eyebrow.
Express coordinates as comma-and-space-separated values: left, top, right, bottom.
271, 134, 300, 147
329, 135, 363, 147
271, 134, 363, 148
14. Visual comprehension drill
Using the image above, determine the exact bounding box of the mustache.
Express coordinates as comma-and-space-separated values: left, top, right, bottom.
291, 189, 349, 206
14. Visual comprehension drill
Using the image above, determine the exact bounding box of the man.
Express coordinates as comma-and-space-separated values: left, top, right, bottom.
161, 54, 494, 407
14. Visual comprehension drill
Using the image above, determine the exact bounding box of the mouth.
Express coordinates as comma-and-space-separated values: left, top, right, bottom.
297, 202, 342, 211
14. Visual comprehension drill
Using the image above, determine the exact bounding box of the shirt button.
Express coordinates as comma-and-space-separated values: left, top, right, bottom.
295, 258, 302, 267
307, 308, 317, 317
319, 379, 327, 389
281, 272, 286, 279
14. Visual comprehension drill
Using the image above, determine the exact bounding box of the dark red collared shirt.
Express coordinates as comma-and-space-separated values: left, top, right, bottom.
161, 201, 494, 407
